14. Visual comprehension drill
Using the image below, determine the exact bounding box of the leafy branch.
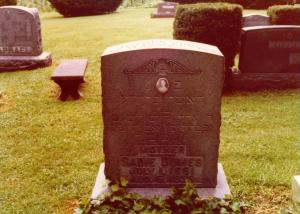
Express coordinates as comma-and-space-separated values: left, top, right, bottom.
75, 179, 247, 214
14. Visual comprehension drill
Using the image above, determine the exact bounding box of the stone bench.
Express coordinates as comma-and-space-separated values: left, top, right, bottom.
51, 59, 88, 101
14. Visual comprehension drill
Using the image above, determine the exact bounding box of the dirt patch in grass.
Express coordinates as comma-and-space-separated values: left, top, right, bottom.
0, 91, 14, 112
246, 186, 295, 214
60, 199, 79, 214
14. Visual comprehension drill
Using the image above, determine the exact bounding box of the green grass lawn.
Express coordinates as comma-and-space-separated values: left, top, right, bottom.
0, 8, 299, 214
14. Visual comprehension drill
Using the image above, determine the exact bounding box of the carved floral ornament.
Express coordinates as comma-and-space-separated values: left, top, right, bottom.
124, 58, 202, 75
123, 58, 203, 94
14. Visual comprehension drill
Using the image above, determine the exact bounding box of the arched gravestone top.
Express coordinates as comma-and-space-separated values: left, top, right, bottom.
102, 39, 222, 56
0, 6, 42, 56
101, 39, 224, 188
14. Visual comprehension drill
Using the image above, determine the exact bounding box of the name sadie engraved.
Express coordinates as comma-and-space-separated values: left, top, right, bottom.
120, 156, 203, 184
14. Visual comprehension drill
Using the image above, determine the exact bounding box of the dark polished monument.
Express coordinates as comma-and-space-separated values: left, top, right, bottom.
92, 39, 230, 199
230, 25, 300, 90
0, 6, 52, 71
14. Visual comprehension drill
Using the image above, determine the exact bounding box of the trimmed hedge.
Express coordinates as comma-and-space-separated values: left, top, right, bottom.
48, 0, 123, 17
0, 0, 17, 6
174, 2, 242, 72
268, 5, 300, 25
165, 0, 287, 9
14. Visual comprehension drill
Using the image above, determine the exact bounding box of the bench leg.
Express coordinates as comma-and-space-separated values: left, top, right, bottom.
55, 81, 83, 101
59, 89, 69, 101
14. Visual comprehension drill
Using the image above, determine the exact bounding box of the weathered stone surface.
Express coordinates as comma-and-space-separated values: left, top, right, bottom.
242, 15, 270, 28
101, 39, 224, 188
229, 25, 300, 90
91, 163, 230, 199
0, 6, 52, 71
151, 2, 178, 18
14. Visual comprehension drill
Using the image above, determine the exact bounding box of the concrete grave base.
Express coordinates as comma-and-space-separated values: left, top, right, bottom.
0, 52, 52, 72
292, 176, 300, 203
91, 163, 230, 200
229, 72, 300, 91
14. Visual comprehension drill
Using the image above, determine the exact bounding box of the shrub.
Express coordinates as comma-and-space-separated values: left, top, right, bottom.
165, 0, 287, 9
268, 5, 300, 25
48, 0, 123, 17
17, 0, 52, 12
174, 2, 242, 78
76, 179, 247, 213
0, 0, 17, 6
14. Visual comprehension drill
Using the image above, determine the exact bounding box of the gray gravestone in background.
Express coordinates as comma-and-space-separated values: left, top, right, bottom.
0, 6, 51, 71
230, 25, 300, 90
151, 2, 178, 18
242, 14, 270, 28
101, 40, 225, 188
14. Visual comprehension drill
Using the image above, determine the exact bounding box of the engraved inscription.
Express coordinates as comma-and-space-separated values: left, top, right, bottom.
114, 91, 212, 185
115, 96, 204, 108
0, 46, 33, 54
161, 5, 176, 9
269, 41, 300, 49
289, 53, 300, 64
120, 151, 203, 184
112, 74, 213, 186
111, 114, 212, 137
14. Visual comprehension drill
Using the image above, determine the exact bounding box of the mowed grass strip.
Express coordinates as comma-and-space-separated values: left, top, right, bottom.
0, 8, 298, 214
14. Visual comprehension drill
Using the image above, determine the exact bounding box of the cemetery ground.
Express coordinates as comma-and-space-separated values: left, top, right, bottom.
0, 7, 298, 214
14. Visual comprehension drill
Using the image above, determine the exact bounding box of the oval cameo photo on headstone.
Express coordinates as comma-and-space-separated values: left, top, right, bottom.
156, 77, 169, 94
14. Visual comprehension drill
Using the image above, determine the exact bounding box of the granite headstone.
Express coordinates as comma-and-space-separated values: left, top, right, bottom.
0, 6, 51, 71
101, 39, 225, 189
151, 2, 178, 18
230, 25, 300, 90
242, 14, 270, 28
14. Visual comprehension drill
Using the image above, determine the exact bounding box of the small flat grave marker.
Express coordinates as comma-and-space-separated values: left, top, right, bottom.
0, 6, 51, 71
